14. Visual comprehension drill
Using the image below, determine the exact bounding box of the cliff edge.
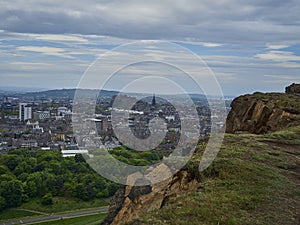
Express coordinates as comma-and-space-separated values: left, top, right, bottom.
226, 91, 300, 134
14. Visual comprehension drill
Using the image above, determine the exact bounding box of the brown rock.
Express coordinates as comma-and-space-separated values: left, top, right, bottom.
104, 164, 199, 225
226, 92, 300, 134
285, 83, 300, 94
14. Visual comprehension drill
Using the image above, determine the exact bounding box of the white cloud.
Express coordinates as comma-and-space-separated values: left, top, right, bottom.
17, 46, 74, 59
264, 75, 299, 80
200, 42, 223, 48
255, 50, 300, 62
9, 62, 53, 71
266, 44, 289, 50
28, 34, 89, 43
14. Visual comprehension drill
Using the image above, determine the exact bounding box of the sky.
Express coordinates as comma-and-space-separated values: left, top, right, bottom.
0, 0, 299, 96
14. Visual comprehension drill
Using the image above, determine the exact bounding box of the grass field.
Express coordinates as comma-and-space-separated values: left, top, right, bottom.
20, 197, 108, 213
30, 213, 107, 225
0, 209, 41, 221
0, 197, 108, 223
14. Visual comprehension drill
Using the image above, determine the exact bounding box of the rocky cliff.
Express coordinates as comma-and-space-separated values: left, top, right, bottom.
101, 163, 201, 225
286, 83, 300, 94
226, 92, 300, 134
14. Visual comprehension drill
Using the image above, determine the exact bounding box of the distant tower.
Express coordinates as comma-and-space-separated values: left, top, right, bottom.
151, 94, 156, 107
3, 96, 8, 103
19, 103, 32, 121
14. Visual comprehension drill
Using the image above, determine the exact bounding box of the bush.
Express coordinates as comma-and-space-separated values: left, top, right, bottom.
41, 193, 53, 205
0, 196, 6, 211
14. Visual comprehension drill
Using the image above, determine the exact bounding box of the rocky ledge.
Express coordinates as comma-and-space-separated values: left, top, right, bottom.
226, 90, 300, 134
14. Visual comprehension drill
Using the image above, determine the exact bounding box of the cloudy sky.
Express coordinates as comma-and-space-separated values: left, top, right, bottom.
0, 0, 299, 96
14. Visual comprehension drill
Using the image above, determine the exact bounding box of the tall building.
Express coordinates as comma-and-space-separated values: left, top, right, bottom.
19, 103, 32, 121
151, 94, 156, 107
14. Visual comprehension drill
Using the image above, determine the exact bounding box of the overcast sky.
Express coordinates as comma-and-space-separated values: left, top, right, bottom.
0, 0, 299, 96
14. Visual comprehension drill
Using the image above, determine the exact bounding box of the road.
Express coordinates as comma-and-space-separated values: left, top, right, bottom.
0, 207, 108, 225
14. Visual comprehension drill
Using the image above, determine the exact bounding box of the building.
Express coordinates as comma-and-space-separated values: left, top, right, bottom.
19, 103, 32, 121
33, 111, 50, 120
151, 94, 156, 107
57, 107, 71, 116
61, 149, 89, 157
26, 121, 44, 133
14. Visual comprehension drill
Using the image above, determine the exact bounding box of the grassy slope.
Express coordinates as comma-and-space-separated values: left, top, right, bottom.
0, 209, 41, 221
137, 126, 300, 225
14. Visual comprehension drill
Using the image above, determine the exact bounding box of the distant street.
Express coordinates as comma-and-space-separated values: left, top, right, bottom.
0, 208, 108, 225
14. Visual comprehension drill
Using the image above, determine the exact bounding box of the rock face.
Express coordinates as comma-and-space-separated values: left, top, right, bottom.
286, 83, 300, 94
101, 165, 200, 225
226, 92, 300, 134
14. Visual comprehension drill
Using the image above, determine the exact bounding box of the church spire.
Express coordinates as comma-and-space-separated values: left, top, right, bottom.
151, 94, 156, 107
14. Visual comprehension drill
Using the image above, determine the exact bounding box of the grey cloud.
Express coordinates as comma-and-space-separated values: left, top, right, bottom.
0, 0, 299, 44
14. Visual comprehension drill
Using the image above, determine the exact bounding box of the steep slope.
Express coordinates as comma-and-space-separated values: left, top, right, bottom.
130, 126, 300, 224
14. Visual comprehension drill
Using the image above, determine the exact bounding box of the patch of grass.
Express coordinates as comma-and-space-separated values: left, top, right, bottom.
0, 209, 40, 222
31, 213, 107, 225
137, 127, 300, 225
20, 197, 108, 214
263, 126, 300, 144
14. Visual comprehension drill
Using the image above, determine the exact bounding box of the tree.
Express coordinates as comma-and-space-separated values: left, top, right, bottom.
1, 154, 22, 171
0, 196, 6, 211
75, 154, 86, 163
0, 180, 23, 208
41, 193, 53, 205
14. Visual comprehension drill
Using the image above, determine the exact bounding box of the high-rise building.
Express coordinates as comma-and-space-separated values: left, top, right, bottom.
19, 103, 32, 121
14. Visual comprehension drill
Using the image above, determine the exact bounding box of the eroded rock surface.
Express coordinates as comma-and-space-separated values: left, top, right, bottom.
101, 164, 200, 225
226, 92, 300, 134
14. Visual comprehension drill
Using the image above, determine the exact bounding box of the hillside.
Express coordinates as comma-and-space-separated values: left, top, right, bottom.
102, 89, 300, 225
131, 126, 300, 224
23, 89, 118, 99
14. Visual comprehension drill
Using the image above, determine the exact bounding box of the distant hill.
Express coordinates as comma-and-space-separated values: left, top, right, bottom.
22, 89, 119, 100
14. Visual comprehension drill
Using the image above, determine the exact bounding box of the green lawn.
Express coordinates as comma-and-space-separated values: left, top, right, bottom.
0, 197, 108, 223
20, 197, 108, 213
31, 213, 107, 225
0, 209, 40, 221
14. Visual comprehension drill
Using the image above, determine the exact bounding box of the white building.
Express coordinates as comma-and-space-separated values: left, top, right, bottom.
33, 111, 50, 120
57, 107, 71, 116
19, 103, 32, 121
26, 121, 44, 133
61, 149, 90, 157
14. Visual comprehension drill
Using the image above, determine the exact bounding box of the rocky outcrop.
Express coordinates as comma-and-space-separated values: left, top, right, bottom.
226, 92, 300, 134
101, 164, 200, 225
286, 83, 300, 94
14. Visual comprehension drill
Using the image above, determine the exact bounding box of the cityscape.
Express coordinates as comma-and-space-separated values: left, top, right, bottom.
0, 1, 299, 224
0, 89, 229, 156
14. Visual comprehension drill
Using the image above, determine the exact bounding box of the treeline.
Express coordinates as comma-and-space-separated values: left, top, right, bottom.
0, 147, 164, 212
0, 149, 119, 211
108, 146, 163, 166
